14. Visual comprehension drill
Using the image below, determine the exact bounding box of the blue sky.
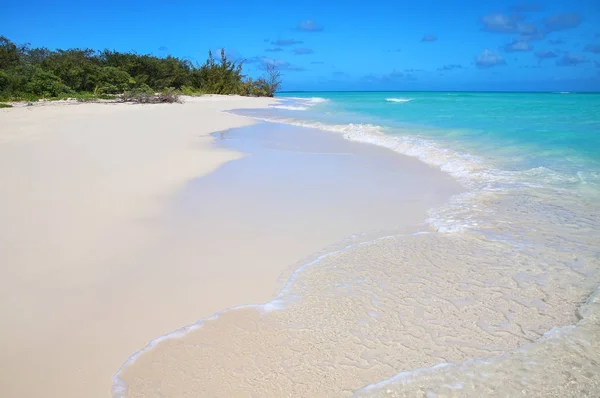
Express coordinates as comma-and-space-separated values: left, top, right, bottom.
2, 0, 600, 91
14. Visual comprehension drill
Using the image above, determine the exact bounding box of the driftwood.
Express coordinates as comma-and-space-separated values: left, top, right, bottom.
119, 89, 181, 104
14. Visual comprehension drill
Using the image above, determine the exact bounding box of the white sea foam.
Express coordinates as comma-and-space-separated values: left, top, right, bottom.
232, 110, 592, 193
385, 97, 412, 103
270, 105, 308, 111
225, 114, 485, 189
284, 96, 329, 106
225, 111, 597, 238
112, 302, 264, 397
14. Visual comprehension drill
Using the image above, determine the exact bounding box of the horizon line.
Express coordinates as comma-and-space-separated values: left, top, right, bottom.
277, 90, 600, 94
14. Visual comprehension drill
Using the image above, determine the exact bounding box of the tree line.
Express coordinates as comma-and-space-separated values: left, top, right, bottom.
0, 36, 281, 101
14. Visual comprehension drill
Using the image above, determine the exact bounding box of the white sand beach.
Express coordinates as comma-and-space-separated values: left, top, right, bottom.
0, 96, 461, 398
4, 96, 596, 398
0, 96, 278, 397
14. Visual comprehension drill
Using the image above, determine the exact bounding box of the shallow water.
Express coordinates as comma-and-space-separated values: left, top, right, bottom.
114, 92, 600, 397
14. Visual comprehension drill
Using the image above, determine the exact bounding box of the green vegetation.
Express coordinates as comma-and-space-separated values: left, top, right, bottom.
0, 36, 281, 102
0, 103, 12, 108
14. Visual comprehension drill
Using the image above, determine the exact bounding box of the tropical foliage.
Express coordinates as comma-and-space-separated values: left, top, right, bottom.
0, 36, 281, 101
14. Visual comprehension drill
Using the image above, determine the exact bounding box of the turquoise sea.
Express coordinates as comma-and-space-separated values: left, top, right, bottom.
228, 91, 600, 395
275, 91, 600, 179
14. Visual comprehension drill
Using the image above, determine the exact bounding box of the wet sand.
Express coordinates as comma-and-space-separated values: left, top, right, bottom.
114, 124, 600, 396
0, 98, 460, 398
114, 122, 465, 395
119, 122, 462, 328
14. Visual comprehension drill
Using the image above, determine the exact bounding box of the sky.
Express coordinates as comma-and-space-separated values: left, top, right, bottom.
2, 0, 600, 91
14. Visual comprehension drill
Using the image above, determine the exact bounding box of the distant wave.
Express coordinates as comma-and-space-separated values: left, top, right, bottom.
385, 97, 412, 103
271, 105, 308, 111
285, 97, 329, 106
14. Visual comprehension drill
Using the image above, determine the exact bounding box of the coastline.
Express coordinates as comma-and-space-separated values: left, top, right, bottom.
0, 96, 462, 398
115, 95, 600, 397
2, 93, 598, 398
111, 121, 462, 396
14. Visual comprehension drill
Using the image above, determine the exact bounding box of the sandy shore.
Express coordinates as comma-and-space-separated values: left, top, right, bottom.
111, 118, 599, 396
3, 96, 595, 398
0, 97, 461, 398
0, 96, 277, 397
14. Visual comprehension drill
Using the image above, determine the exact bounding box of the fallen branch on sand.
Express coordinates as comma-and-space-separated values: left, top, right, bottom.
119, 88, 181, 104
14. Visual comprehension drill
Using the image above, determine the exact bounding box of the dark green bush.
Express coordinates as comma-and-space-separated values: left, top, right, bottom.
180, 85, 205, 96
0, 70, 9, 93
0, 36, 282, 101
92, 66, 135, 94
25, 68, 73, 97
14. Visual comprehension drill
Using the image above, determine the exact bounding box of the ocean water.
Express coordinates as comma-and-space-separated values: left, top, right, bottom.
114, 92, 600, 397
232, 92, 600, 395
276, 92, 600, 178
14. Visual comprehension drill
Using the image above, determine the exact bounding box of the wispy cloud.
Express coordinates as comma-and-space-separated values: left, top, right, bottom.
265, 48, 283, 53
293, 48, 314, 55
556, 53, 587, 66
543, 13, 582, 33
246, 56, 306, 71
422, 34, 437, 42
437, 64, 463, 71
475, 49, 506, 68
271, 39, 303, 46
534, 50, 558, 61
480, 13, 536, 34
519, 31, 545, 41
503, 39, 533, 52
584, 44, 600, 54
364, 70, 417, 82
296, 19, 324, 32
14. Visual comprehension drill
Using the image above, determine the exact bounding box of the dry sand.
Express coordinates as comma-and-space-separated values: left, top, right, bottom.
0, 96, 276, 397
0, 96, 461, 398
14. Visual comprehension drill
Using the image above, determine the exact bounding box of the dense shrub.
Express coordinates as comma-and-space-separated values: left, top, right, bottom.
93, 66, 135, 94
0, 36, 21, 70
0, 70, 9, 93
25, 68, 73, 97
180, 85, 205, 96
0, 36, 282, 101
198, 50, 245, 94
